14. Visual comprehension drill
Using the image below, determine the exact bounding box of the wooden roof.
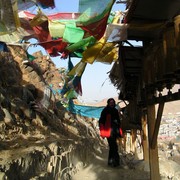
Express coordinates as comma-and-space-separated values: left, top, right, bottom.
125, 0, 180, 41
110, 0, 180, 99
109, 0, 180, 128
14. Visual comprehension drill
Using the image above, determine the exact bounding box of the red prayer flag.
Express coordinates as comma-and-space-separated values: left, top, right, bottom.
80, 13, 110, 40
38, 39, 68, 57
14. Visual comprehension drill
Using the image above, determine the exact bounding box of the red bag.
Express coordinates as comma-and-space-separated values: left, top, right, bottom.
99, 114, 111, 138
119, 128, 123, 137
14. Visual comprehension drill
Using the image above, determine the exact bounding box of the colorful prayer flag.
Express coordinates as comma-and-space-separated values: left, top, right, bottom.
77, 0, 115, 40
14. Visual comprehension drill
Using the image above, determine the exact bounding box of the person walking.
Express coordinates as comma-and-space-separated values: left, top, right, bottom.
99, 98, 122, 167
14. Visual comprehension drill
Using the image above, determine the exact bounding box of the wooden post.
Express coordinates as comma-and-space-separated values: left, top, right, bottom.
126, 132, 131, 153
141, 113, 149, 161
163, 27, 176, 76
174, 15, 180, 72
147, 104, 160, 180
130, 130, 133, 152
123, 132, 127, 152
151, 102, 164, 149
131, 129, 137, 153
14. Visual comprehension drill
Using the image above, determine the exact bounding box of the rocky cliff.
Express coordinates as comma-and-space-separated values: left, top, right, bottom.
0, 44, 101, 179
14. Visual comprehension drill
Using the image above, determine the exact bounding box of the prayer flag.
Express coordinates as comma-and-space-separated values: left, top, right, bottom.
30, 10, 48, 27
81, 38, 106, 64
67, 61, 87, 77
63, 22, 84, 43
77, 0, 115, 40
67, 36, 95, 52
38, 38, 68, 57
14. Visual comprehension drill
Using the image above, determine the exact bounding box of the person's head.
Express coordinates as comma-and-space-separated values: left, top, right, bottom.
107, 98, 116, 108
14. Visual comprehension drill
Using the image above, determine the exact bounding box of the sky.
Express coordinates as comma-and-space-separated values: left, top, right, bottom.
28, 0, 126, 103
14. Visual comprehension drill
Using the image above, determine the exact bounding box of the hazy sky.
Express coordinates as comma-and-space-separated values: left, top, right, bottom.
28, 0, 126, 103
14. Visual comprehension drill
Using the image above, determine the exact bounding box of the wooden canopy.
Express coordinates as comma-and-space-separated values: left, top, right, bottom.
110, 0, 180, 104
125, 0, 180, 40
109, 1, 180, 179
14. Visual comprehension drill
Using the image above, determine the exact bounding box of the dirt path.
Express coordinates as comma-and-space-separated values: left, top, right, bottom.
71, 147, 150, 180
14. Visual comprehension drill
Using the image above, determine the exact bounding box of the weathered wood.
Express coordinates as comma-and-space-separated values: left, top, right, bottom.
130, 129, 137, 153
147, 91, 180, 105
141, 113, 149, 161
147, 104, 160, 180
154, 41, 165, 83
123, 132, 127, 152
163, 27, 177, 77
174, 15, 180, 73
151, 102, 164, 149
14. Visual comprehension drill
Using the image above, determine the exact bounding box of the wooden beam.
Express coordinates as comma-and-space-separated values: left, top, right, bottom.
141, 113, 149, 161
130, 129, 137, 153
123, 132, 127, 152
147, 91, 180, 105
151, 102, 164, 149
147, 104, 160, 180
125, 0, 139, 23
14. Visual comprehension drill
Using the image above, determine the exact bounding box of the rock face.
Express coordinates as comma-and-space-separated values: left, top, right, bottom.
0, 45, 102, 179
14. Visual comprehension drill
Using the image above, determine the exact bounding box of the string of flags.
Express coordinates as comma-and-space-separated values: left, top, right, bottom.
0, 0, 129, 101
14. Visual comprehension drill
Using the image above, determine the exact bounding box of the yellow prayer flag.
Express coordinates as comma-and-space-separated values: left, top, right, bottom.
48, 20, 65, 38
96, 46, 118, 64
112, 11, 122, 24
12, 0, 21, 27
68, 61, 87, 76
30, 10, 48, 27
81, 38, 106, 64
0, 22, 8, 35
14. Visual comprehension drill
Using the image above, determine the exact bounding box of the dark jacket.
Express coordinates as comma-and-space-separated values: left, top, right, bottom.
99, 106, 121, 138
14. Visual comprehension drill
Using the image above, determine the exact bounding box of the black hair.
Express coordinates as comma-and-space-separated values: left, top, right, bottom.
107, 98, 116, 105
